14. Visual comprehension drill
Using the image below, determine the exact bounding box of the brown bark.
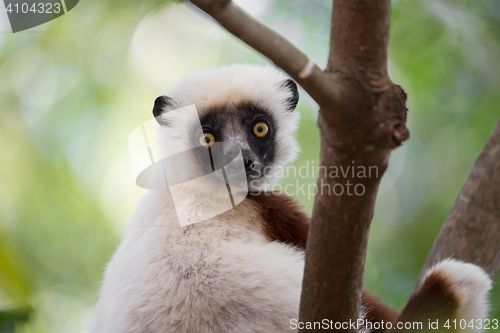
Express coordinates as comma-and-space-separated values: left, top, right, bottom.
419, 120, 500, 280
299, 2, 407, 331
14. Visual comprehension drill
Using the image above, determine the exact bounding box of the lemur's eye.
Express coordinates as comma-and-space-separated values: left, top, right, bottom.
253, 122, 269, 137
199, 133, 215, 148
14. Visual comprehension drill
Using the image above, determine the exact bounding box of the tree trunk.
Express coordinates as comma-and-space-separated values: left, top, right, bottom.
419, 120, 500, 281
299, 1, 408, 331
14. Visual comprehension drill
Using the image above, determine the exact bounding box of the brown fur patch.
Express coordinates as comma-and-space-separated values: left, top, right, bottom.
246, 192, 309, 250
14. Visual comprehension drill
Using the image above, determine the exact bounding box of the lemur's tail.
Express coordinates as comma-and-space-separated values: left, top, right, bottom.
387, 259, 492, 333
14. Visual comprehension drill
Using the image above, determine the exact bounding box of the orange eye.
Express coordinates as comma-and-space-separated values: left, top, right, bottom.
253, 122, 269, 137
199, 133, 215, 148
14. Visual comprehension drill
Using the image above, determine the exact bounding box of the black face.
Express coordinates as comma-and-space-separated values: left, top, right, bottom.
192, 102, 276, 184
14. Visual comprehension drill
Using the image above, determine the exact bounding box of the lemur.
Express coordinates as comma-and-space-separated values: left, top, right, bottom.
90, 64, 492, 332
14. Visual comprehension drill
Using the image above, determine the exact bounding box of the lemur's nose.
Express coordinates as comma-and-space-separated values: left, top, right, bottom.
244, 158, 254, 171
242, 150, 258, 171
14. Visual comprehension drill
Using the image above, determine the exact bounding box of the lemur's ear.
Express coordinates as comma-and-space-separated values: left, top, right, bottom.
279, 79, 299, 112
153, 96, 177, 125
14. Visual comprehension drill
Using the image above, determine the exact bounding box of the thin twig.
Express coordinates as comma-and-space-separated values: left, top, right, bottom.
187, 0, 340, 109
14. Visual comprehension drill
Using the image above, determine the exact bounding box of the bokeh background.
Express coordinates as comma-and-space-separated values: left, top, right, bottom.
0, 0, 499, 331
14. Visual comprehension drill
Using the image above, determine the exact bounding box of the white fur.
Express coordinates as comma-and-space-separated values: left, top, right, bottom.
421, 259, 492, 332
89, 190, 305, 332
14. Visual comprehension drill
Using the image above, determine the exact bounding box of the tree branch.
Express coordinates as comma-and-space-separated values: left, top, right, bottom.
188, 0, 340, 110
328, 0, 390, 77
298, 2, 407, 332
420, 120, 500, 281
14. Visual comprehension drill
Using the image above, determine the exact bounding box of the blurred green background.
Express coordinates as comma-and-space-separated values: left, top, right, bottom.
0, 0, 499, 331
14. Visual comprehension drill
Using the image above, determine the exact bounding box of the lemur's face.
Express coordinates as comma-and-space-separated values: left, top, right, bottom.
153, 65, 300, 194
194, 102, 276, 189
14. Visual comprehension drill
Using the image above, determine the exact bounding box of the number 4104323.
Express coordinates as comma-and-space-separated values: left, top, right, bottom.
444, 319, 498, 330
6, 2, 62, 14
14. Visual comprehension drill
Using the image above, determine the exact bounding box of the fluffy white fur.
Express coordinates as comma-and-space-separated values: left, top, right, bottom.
89, 189, 305, 332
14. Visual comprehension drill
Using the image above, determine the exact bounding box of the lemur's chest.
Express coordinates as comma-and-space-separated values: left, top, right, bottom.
159, 192, 309, 251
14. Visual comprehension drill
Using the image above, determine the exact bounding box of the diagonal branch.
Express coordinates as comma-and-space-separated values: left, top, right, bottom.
419, 119, 500, 281
187, 0, 340, 109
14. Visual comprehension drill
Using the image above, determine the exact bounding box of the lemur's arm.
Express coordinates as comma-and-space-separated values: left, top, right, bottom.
247, 192, 309, 249
248, 192, 492, 332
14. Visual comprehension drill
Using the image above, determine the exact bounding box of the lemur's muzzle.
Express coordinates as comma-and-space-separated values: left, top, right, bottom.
242, 149, 258, 172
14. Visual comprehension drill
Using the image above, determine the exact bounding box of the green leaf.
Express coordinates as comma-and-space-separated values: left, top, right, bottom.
0, 307, 33, 333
